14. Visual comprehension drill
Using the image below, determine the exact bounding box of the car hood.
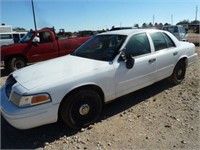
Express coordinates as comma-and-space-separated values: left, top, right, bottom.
1, 43, 28, 59
12, 55, 109, 90
1, 43, 27, 50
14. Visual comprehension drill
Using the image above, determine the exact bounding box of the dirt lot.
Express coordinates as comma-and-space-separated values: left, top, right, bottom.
1, 47, 200, 149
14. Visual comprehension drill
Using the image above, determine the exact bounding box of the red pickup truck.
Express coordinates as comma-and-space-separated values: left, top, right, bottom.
1, 28, 91, 72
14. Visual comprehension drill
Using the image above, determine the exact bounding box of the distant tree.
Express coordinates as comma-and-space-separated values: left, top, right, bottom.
190, 20, 200, 24
13, 27, 26, 31
157, 23, 163, 29
142, 23, 147, 28
154, 22, 158, 27
190, 20, 200, 33
148, 22, 153, 28
164, 23, 170, 26
176, 19, 190, 25
134, 24, 139, 28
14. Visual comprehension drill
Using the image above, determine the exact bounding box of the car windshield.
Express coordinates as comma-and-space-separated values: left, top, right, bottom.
71, 34, 127, 61
19, 31, 34, 43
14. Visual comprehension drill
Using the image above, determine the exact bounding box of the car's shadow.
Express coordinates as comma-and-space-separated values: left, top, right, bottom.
1, 79, 174, 149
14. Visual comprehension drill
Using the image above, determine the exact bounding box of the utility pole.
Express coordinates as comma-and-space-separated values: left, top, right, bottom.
31, 0, 37, 30
153, 15, 155, 25
195, 5, 198, 20
171, 14, 173, 25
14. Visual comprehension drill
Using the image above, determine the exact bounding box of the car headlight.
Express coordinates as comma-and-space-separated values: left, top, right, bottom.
9, 92, 51, 107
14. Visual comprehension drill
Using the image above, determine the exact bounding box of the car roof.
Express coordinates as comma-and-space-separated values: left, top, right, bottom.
99, 29, 161, 36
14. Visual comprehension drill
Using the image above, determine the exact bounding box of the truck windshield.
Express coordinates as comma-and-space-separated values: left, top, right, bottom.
71, 34, 127, 61
19, 32, 34, 43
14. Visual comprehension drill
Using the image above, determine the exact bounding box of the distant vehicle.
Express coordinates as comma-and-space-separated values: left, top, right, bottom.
110, 26, 137, 31
1, 29, 197, 129
1, 27, 91, 72
162, 25, 188, 41
57, 29, 72, 39
0, 32, 27, 46
0, 24, 12, 33
0, 32, 14, 46
77, 30, 98, 37
0, 25, 27, 46
12, 32, 27, 43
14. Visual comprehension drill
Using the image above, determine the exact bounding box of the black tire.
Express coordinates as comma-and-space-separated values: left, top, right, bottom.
168, 60, 186, 84
60, 89, 102, 129
8, 57, 26, 72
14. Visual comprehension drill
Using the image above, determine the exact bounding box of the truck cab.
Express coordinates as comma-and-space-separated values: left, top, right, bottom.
1, 28, 90, 72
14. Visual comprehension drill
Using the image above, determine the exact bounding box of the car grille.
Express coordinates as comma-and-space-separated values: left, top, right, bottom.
5, 75, 17, 98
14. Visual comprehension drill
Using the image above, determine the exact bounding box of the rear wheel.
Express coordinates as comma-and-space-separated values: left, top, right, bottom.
168, 60, 186, 84
60, 89, 102, 129
7, 57, 26, 72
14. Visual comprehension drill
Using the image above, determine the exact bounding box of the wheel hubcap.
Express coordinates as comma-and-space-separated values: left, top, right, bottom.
79, 104, 90, 116
15, 61, 24, 69
177, 69, 182, 76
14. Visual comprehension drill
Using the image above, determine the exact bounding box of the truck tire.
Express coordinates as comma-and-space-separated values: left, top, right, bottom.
60, 89, 102, 129
8, 57, 26, 72
168, 60, 186, 84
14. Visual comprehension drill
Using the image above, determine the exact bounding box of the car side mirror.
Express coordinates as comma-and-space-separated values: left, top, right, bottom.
126, 55, 135, 69
32, 36, 40, 46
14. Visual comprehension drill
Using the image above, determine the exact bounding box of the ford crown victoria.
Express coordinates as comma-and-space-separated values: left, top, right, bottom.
0, 29, 197, 129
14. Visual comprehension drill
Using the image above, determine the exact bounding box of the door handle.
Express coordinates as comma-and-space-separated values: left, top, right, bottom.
149, 58, 156, 63
173, 52, 178, 56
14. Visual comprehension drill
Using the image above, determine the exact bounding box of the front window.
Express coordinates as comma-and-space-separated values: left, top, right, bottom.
124, 33, 151, 57
19, 32, 34, 43
72, 34, 127, 61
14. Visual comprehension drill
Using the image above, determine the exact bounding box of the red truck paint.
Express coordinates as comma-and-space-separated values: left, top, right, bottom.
1, 28, 90, 72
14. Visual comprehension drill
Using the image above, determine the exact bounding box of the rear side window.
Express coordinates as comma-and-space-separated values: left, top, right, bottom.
174, 26, 178, 33
150, 32, 168, 51
0, 34, 12, 39
180, 27, 186, 34
162, 33, 175, 48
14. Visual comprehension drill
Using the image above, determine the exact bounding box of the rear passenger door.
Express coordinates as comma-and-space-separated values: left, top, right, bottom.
149, 32, 178, 81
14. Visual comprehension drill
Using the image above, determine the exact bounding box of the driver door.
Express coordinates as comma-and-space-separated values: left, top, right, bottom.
29, 31, 58, 62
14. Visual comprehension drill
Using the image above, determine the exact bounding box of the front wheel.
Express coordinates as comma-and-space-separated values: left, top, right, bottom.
60, 89, 102, 129
168, 61, 186, 84
7, 57, 26, 72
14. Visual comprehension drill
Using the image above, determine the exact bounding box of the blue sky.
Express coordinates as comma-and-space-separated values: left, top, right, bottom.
0, 0, 199, 32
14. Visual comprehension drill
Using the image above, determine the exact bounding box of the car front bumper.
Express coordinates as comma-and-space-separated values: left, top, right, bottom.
0, 86, 59, 129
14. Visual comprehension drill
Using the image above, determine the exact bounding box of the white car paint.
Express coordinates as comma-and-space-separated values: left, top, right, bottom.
0, 29, 197, 129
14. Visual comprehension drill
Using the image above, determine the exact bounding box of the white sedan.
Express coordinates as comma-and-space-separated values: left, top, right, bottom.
0, 29, 197, 129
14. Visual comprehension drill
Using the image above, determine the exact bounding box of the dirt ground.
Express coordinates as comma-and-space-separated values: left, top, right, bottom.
1, 47, 200, 150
